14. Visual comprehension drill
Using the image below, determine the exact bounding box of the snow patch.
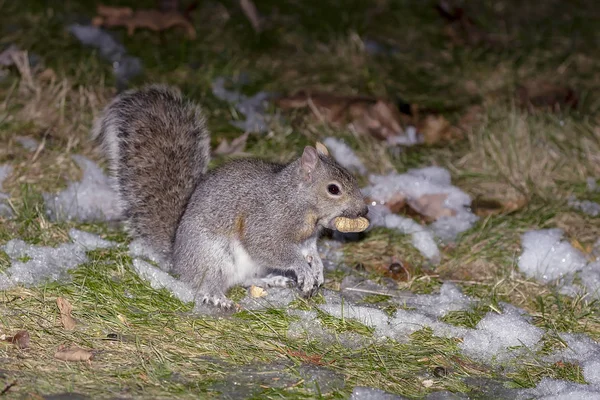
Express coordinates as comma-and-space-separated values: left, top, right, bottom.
368, 205, 440, 263
0, 164, 13, 217
131, 258, 196, 304
516, 378, 600, 400
0, 229, 115, 290
402, 282, 474, 318
518, 229, 588, 283
363, 167, 478, 242
322, 137, 367, 176
460, 310, 543, 364
44, 155, 121, 222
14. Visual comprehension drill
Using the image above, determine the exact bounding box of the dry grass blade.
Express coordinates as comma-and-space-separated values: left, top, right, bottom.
240, 0, 262, 33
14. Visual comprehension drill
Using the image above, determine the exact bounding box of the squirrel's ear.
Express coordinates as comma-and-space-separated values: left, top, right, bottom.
301, 146, 319, 181
315, 142, 329, 157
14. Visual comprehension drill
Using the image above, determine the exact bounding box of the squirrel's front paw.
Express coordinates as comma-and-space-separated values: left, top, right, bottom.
295, 266, 320, 298
305, 254, 325, 287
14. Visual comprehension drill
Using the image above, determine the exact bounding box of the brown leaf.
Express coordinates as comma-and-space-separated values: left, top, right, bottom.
517, 81, 578, 112
472, 196, 528, 217
94, 4, 196, 39
3, 330, 30, 349
56, 297, 77, 331
275, 92, 409, 143
285, 349, 328, 366
419, 115, 450, 145
408, 193, 456, 221
385, 193, 408, 214
213, 132, 249, 156
55, 346, 94, 362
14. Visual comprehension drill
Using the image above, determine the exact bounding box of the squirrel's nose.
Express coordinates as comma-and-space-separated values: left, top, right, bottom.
358, 205, 369, 218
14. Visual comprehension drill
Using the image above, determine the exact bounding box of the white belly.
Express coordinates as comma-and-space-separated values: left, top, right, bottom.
229, 240, 260, 285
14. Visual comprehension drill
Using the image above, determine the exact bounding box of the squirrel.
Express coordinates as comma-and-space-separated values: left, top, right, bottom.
92, 84, 368, 308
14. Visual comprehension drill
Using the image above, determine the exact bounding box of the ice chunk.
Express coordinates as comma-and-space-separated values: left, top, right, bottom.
0, 164, 13, 216
322, 137, 367, 176
568, 196, 600, 217
318, 303, 392, 337
68, 24, 142, 87
426, 392, 469, 400
544, 333, 600, 365
69, 228, 115, 250
403, 282, 473, 318
15, 136, 38, 151
386, 126, 423, 146
350, 386, 407, 399
583, 359, 600, 385
1, 241, 86, 290
128, 238, 171, 270
580, 261, 600, 298
212, 77, 275, 133
44, 155, 121, 222
0, 164, 11, 195
240, 287, 297, 310
460, 311, 543, 364
131, 259, 196, 304
518, 229, 588, 283
516, 377, 600, 400
287, 309, 368, 349
390, 309, 469, 340
0, 229, 116, 290
368, 205, 440, 263
319, 301, 467, 341
363, 167, 478, 242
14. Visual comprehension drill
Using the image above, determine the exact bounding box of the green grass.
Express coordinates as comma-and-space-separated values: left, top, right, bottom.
1, 0, 600, 398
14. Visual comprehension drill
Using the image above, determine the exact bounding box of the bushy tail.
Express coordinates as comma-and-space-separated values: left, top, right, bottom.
92, 84, 210, 260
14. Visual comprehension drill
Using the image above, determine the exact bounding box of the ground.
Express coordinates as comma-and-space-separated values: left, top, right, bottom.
1, 0, 600, 399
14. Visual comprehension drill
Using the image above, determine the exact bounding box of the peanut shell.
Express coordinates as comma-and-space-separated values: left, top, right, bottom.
334, 216, 369, 233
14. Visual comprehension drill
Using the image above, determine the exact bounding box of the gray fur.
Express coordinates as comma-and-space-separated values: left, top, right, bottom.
93, 84, 368, 308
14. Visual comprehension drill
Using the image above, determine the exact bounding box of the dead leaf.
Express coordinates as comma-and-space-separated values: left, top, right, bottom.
516, 81, 578, 112
285, 349, 328, 366
240, 0, 262, 33
419, 115, 451, 145
93, 4, 196, 39
213, 132, 249, 156
55, 346, 94, 362
408, 193, 456, 220
276, 92, 411, 144
384, 193, 408, 213
471, 196, 528, 217
249, 285, 267, 298
56, 297, 77, 331
3, 330, 30, 349
37, 68, 57, 82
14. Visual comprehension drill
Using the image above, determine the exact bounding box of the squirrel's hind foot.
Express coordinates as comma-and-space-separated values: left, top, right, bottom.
248, 274, 295, 289
200, 293, 235, 309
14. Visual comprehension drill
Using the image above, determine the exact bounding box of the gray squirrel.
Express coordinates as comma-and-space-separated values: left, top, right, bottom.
93, 84, 368, 308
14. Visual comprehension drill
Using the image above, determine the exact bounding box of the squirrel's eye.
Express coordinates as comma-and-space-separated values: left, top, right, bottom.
327, 184, 341, 196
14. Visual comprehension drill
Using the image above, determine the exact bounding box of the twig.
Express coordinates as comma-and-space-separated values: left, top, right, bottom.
0, 380, 17, 396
